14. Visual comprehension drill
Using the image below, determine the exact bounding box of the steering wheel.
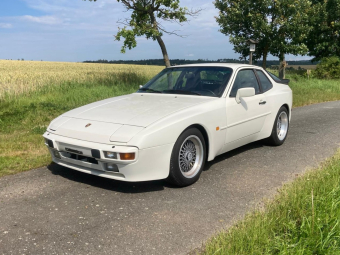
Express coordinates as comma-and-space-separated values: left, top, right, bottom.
201, 89, 217, 96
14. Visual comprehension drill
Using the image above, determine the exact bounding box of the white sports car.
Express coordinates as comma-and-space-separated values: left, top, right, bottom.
44, 64, 292, 186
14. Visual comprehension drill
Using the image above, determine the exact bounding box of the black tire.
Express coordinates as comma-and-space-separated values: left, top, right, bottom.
167, 128, 206, 187
266, 106, 289, 146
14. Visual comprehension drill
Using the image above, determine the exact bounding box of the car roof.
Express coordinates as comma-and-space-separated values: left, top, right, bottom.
169, 63, 262, 70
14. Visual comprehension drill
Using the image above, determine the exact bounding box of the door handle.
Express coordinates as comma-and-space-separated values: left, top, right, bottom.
259, 100, 267, 105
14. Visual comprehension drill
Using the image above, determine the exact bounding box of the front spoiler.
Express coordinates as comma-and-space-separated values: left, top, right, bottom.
43, 132, 174, 182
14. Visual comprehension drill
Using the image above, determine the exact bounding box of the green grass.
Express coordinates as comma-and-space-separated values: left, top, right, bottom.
290, 78, 340, 107
0, 68, 339, 177
201, 150, 340, 255
284, 72, 340, 107
0, 72, 151, 177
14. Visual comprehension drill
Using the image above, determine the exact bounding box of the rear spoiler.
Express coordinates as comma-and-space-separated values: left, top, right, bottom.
278, 79, 290, 85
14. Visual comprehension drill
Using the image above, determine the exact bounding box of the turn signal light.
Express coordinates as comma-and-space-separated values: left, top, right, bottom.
119, 153, 135, 160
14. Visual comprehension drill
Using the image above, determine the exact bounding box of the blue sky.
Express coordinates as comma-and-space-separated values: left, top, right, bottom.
0, 0, 311, 62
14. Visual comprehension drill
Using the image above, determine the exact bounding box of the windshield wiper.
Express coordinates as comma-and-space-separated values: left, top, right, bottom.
138, 88, 162, 93
162, 90, 201, 96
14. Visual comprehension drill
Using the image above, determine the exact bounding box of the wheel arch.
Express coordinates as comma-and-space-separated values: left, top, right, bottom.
184, 124, 210, 161
281, 103, 290, 118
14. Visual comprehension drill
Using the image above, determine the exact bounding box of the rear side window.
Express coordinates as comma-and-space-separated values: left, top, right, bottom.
266, 70, 282, 82
256, 70, 273, 92
229, 69, 260, 97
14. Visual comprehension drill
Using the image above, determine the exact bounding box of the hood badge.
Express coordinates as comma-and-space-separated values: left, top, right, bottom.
85, 123, 92, 128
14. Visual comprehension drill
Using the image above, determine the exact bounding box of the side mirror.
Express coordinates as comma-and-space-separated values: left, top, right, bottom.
236, 88, 255, 103
139, 85, 143, 89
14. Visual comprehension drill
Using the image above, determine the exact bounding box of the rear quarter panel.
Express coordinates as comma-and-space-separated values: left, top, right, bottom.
261, 83, 293, 138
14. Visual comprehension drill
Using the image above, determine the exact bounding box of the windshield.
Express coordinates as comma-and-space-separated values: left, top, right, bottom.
138, 66, 233, 97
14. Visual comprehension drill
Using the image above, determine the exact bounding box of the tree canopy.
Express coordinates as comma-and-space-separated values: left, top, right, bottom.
305, 0, 340, 61
215, 0, 311, 74
86, 0, 200, 67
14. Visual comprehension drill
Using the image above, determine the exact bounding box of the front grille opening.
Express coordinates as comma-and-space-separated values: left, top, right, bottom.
61, 152, 98, 165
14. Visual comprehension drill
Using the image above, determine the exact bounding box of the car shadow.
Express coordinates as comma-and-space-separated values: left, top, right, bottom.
47, 140, 266, 193
47, 163, 174, 193
204, 140, 265, 171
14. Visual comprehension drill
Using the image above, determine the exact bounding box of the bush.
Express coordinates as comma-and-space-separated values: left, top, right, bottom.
313, 56, 340, 79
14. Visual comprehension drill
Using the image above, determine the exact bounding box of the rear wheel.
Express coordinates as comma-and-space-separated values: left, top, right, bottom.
167, 128, 206, 187
266, 106, 289, 146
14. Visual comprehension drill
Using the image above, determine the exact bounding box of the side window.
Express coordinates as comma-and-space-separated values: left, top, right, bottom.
266, 70, 282, 82
229, 69, 260, 97
256, 70, 273, 92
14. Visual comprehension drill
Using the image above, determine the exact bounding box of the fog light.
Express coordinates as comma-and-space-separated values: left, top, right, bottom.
53, 150, 61, 159
119, 153, 135, 160
105, 163, 119, 172
104, 151, 118, 159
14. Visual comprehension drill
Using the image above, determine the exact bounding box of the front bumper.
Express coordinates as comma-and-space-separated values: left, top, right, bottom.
43, 132, 174, 182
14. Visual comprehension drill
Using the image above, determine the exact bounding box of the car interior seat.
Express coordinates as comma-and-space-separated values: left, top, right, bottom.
184, 73, 198, 90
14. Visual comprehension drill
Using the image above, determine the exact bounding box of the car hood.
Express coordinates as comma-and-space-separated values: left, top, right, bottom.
48, 93, 215, 143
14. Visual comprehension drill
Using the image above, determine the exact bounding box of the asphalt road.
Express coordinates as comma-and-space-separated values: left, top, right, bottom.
1, 101, 340, 255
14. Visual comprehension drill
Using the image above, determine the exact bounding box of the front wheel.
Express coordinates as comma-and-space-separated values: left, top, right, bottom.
266, 106, 289, 146
167, 128, 206, 187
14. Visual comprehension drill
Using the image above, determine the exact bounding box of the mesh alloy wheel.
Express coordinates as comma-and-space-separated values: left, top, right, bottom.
178, 135, 204, 179
167, 128, 206, 187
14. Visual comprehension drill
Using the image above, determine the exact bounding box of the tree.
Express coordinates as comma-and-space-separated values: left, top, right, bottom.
215, 1, 272, 68
305, 0, 340, 61
215, 0, 311, 78
86, 0, 200, 67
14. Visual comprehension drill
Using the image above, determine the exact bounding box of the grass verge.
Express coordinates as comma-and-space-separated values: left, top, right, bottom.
268, 69, 340, 107
201, 149, 340, 255
287, 77, 340, 107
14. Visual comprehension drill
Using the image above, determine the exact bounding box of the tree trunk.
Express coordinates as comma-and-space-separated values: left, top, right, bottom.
279, 52, 286, 79
262, 49, 268, 69
150, 13, 171, 68
155, 36, 171, 68
262, 43, 270, 69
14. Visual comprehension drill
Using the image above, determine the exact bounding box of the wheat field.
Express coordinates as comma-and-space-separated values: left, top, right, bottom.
0, 60, 164, 176
0, 60, 163, 99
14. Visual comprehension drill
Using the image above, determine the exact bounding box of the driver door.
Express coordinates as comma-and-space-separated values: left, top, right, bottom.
225, 69, 270, 144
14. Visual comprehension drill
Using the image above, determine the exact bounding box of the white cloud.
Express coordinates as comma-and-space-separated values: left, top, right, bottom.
186, 53, 194, 57
0, 23, 13, 29
22, 15, 62, 25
